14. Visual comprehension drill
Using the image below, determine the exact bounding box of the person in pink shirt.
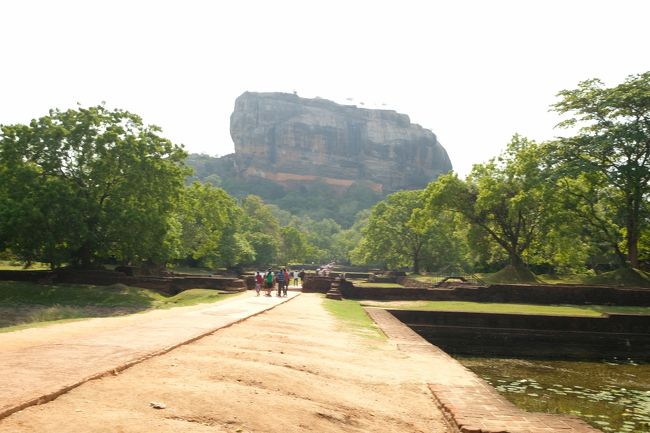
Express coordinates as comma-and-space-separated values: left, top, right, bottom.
254, 271, 263, 296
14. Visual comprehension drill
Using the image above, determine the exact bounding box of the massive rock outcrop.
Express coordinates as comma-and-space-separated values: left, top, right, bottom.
230, 92, 452, 193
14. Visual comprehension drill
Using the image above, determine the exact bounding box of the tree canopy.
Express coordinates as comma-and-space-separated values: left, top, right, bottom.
424, 135, 550, 270
177, 182, 243, 267
0, 105, 188, 268
551, 72, 650, 268
2, 72, 649, 276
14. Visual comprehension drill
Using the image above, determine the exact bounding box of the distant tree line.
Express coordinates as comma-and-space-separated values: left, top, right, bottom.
0, 105, 364, 270
186, 153, 383, 228
1, 72, 647, 274
353, 72, 650, 274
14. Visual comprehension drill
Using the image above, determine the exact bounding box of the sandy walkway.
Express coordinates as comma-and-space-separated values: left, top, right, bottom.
0, 293, 449, 433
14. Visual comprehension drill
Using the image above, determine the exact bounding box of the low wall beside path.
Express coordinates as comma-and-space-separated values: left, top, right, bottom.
301, 275, 335, 293
389, 309, 650, 360
301, 276, 357, 293
0, 269, 246, 294
340, 283, 650, 306
291, 276, 650, 306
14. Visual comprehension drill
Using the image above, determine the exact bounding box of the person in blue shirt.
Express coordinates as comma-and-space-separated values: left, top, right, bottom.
275, 268, 285, 297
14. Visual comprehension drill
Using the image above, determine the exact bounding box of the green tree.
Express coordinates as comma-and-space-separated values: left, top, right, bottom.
336, 181, 383, 227
412, 209, 471, 273
239, 195, 280, 265
216, 230, 255, 269
302, 217, 342, 263
245, 232, 277, 266
551, 72, 650, 267
352, 190, 431, 273
280, 226, 310, 263
548, 170, 628, 267
0, 105, 188, 268
331, 209, 370, 264
425, 136, 550, 270
177, 182, 241, 267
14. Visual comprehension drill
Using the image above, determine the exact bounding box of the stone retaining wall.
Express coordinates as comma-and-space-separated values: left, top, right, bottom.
301, 276, 335, 293
340, 283, 650, 306
389, 309, 650, 359
301, 276, 355, 293
0, 270, 246, 294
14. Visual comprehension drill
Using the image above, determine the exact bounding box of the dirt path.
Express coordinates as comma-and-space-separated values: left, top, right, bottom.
0, 291, 297, 419
0, 293, 449, 433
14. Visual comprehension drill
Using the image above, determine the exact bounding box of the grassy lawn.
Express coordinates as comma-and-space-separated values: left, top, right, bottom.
167, 265, 217, 275
353, 281, 405, 288
322, 297, 385, 339
0, 281, 239, 331
536, 274, 590, 284
0, 260, 50, 271
542, 268, 650, 288
408, 274, 445, 283
411, 267, 650, 288
359, 300, 650, 317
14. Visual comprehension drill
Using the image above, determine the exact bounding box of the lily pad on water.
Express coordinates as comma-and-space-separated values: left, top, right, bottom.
456, 356, 650, 433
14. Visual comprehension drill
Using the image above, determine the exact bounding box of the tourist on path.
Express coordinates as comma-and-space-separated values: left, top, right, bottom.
275, 268, 285, 297
265, 269, 274, 296
255, 271, 263, 296
298, 269, 306, 287
292, 270, 299, 286
283, 269, 290, 296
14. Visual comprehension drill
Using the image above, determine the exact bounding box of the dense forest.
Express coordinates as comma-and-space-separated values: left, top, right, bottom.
0, 73, 648, 276
185, 153, 383, 228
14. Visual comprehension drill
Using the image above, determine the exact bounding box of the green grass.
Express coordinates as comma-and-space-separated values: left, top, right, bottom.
0, 281, 239, 331
584, 267, 650, 287
0, 260, 50, 270
359, 300, 650, 317
464, 267, 650, 288
322, 297, 385, 339
408, 274, 445, 283
0, 281, 152, 307
536, 274, 593, 284
537, 268, 650, 288
353, 281, 405, 288
167, 265, 216, 275
480, 265, 541, 284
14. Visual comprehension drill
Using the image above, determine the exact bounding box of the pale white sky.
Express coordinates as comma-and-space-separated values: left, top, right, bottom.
1, 0, 649, 176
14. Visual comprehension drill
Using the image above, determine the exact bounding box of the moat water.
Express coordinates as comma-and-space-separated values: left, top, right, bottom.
456, 356, 650, 432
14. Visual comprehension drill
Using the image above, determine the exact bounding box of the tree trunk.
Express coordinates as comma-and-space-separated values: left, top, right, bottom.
508, 250, 524, 268
627, 232, 639, 268
412, 243, 422, 274
613, 243, 629, 268
413, 258, 420, 274
77, 242, 93, 269
626, 193, 640, 268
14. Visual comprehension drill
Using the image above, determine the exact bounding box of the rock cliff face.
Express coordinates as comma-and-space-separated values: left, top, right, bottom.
230, 92, 452, 193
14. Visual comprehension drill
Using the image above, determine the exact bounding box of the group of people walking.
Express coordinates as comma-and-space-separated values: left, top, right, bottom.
255, 268, 305, 297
